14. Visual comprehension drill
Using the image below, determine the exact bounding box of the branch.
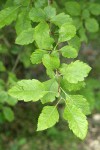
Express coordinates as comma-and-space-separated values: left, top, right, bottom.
11, 54, 20, 72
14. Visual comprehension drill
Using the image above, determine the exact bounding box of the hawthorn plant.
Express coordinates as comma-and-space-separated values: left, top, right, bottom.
0, 0, 97, 140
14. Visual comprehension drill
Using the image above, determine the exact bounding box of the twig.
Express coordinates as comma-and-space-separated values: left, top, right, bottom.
11, 54, 20, 72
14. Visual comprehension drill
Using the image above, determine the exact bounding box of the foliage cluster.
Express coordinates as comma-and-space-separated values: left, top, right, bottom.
0, 0, 100, 140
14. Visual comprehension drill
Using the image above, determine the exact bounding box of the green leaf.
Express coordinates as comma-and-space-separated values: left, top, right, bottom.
46, 69, 55, 79
15, 8, 32, 35
30, 49, 47, 65
82, 88, 95, 111
65, 2, 81, 16
61, 78, 85, 92
7, 72, 18, 86
14, 0, 30, 6
68, 35, 81, 50
60, 45, 78, 58
73, 17, 83, 31
0, 6, 20, 29
42, 52, 60, 70
6, 95, 18, 106
63, 101, 88, 139
68, 95, 91, 115
0, 61, 6, 72
59, 23, 76, 43
34, 22, 54, 49
60, 60, 91, 83
4, 0, 14, 7
8, 79, 47, 102
85, 18, 99, 33
29, 8, 46, 22
82, 9, 90, 20
73, 17, 82, 30
16, 28, 34, 45
89, 3, 100, 16
0, 91, 17, 106
51, 13, 73, 27
44, 6, 56, 20
19, 48, 32, 68
37, 106, 59, 131
0, 91, 8, 103
34, 0, 47, 8
79, 26, 88, 43
41, 79, 58, 104
3, 107, 14, 122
